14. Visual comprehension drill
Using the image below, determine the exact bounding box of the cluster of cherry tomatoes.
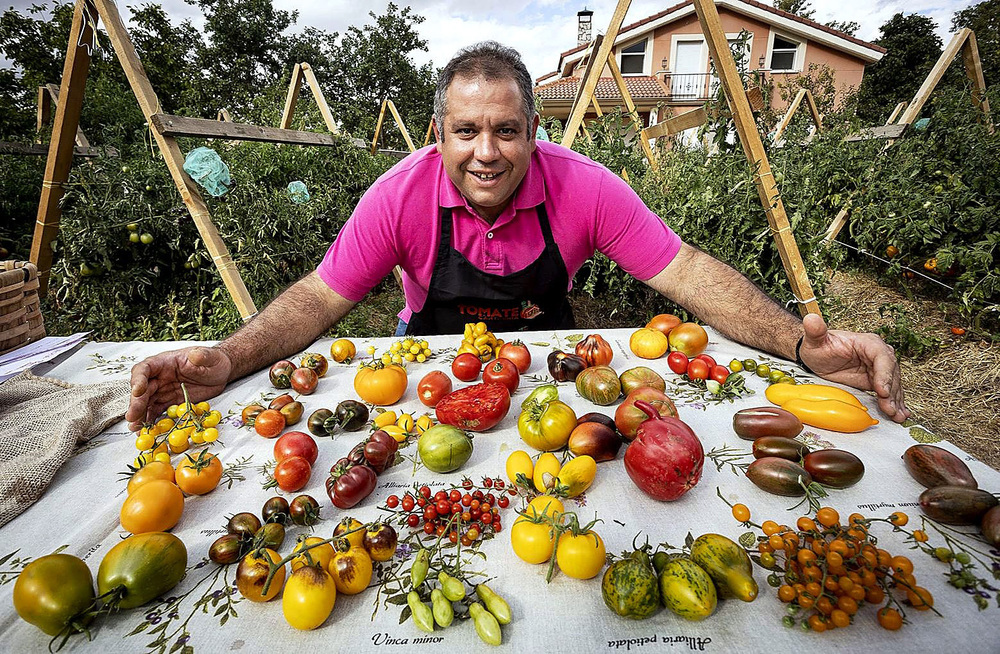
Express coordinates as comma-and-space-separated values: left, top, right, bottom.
731, 502, 933, 633
382, 478, 515, 546
666, 352, 731, 384
134, 400, 222, 465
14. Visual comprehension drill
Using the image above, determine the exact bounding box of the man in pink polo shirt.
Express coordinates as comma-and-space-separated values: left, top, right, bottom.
126, 41, 910, 426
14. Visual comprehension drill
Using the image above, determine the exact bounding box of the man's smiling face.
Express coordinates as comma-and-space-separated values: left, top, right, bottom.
436, 74, 538, 222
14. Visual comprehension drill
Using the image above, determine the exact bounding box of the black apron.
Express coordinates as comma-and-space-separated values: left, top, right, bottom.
405, 202, 575, 336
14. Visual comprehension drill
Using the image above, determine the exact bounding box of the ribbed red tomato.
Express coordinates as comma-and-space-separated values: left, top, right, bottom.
436, 382, 511, 432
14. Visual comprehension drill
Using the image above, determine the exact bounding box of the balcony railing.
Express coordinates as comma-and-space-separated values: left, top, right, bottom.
661, 72, 720, 103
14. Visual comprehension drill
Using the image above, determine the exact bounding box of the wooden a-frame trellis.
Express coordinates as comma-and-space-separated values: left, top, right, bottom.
772, 88, 822, 145
562, 0, 820, 316
824, 28, 992, 242
30, 1, 385, 318
371, 99, 416, 156
0, 84, 99, 157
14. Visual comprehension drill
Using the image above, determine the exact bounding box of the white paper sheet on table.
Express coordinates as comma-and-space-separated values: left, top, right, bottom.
0, 332, 90, 383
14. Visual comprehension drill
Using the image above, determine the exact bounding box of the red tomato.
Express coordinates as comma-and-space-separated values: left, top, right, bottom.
666, 351, 689, 375
482, 358, 519, 394
417, 371, 453, 407
695, 354, 717, 370
435, 382, 511, 432
452, 353, 482, 382
497, 341, 531, 374
687, 359, 710, 380
710, 365, 730, 384
273, 431, 318, 466
290, 367, 319, 394
274, 456, 311, 492
254, 409, 286, 438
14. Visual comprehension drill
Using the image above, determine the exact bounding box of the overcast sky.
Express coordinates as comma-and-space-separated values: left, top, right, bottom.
2, 0, 975, 79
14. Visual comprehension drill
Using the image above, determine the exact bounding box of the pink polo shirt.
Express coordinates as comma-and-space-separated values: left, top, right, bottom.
317, 140, 682, 323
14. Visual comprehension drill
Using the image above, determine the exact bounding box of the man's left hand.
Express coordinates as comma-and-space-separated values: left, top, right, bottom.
799, 313, 910, 423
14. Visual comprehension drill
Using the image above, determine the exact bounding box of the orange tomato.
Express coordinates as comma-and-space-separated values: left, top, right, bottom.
174, 450, 223, 495
120, 479, 184, 534
667, 322, 708, 357
354, 362, 407, 405
628, 328, 668, 359
127, 460, 175, 495
645, 313, 681, 336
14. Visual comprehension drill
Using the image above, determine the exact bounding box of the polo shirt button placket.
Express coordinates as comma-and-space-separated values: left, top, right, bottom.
487, 232, 494, 239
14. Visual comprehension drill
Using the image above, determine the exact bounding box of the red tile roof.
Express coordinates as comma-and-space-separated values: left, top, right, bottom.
535, 75, 669, 101
558, 0, 885, 61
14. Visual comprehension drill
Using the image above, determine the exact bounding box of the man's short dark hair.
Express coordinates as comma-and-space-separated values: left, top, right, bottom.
434, 41, 536, 134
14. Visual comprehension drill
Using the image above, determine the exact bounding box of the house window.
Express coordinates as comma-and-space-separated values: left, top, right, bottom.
770, 35, 799, 71
620, 39, 647, 74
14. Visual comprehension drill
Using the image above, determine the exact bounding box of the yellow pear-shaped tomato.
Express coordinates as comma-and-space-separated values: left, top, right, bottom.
532, 452, 561, 493
506, 450, 534, 488
554, 455, 597, 497
120, 480, 184, 534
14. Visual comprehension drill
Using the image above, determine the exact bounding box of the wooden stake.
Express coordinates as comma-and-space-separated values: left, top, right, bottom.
606, 55, 658, 170
561, 0, 630, 149
300, 64, 339, 135
693, 0, 819, 316
422, 119, 434, 147
885, 101, 907, 125
90, 0, 257, 318
641, 107, 708, 140
31, 0, 93, 295
279, 63, 304, 130
961, 32, 993, 134
371, 99, 389, 155
386, 100, 416, 152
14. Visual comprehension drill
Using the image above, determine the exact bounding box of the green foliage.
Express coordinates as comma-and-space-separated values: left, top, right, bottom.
855, 13, 944, 122
42, 137, 392, 340
875, 304, 942, 358
952, 0, 1000, 87
772, 0, 815, 20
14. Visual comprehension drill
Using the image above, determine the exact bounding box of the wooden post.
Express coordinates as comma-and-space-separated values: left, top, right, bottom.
386, 100, 416, 152
30, 0, 93, 295
90, 0, 257, 318
692, 0, 820, 316
279, 63, 304, 130
217, 108, 232, 121
300, 64, 339, 135
371, 99, 389, 155
641, 107, 708, 141
36, 87, 51, 138
561, 0, 631, 149
422, 119, 434, 147
885, 102, 907, 125
564, 35, 603, 136
961, 32, 993, 134
606, 55, 658, 170
772, 88, 822, 144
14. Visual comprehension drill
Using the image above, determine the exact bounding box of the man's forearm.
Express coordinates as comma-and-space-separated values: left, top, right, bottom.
645, 243, 803, 360
216, 272, 356, 382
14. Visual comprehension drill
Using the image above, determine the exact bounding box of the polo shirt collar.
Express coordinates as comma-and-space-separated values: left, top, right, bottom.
437, 149, 547, 211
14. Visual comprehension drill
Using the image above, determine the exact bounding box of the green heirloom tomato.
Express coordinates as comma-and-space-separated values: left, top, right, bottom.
417, 425, 473, 473
13, 554, 95, 637
517, 399, 576, 451
520, 384, 559, 410
97, 532, 187, 609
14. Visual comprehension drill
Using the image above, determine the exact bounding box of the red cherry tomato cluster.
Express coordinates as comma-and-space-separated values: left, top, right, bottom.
667, 352, 730, 384
326, 430, 399, 509
269, 431, 318, 492
380, 477, 515, 547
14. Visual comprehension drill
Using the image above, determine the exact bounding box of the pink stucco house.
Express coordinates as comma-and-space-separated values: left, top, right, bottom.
535, 0, 885, 127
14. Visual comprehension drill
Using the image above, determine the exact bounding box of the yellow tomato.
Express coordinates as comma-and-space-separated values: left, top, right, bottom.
354, 362, 408, 405
511, 517, 556, 564
629, 328, 669, 359
126, 461, 175, 495
527, 495, 565, 520
505, 450, 533, 487
373, 411, 398, 428
328, 544, 373, 595
291, 537, 336, 571
282, 565, 337, 630
556, 530, 606, 579
330, 339, 357, 363
120, 480, 184, 534
532, 452, 561, 493
554, 455, 597, 498
333, 517, 366, 550
237, 548, 285, 602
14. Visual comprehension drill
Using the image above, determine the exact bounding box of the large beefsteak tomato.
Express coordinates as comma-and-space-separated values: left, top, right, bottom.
436, 382, 511, 432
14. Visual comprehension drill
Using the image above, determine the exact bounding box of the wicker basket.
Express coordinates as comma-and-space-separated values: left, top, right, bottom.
0, 261, 46, 356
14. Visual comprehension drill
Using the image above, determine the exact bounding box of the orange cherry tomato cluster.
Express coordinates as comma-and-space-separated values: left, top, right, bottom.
735, 504, 935, 633
381, 478, 515, 547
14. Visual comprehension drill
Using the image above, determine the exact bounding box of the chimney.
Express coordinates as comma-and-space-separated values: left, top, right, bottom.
577, 8, 594, 46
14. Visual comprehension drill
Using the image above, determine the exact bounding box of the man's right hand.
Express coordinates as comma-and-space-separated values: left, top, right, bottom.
126, 346, 232, 431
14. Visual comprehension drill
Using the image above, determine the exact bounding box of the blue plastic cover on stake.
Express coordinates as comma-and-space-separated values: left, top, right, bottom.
287, 181, 310, 204
183, 146, 232, 197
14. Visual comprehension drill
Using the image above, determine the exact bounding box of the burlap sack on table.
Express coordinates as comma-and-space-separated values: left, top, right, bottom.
0, 371, 130, 528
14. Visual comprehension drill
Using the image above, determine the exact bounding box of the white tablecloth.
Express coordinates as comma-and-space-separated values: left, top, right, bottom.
1, 328, 997, 653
